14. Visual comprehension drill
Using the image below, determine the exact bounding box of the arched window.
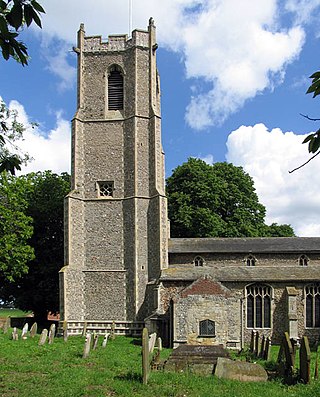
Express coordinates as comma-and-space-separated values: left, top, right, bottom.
108, 65, 123, 110
305, 283, 320, 328
199, 319, 215, 337
246, 284, 271, 328
194, 256, 204, 267
246, 255, 256, 266
299, 254, 309, 267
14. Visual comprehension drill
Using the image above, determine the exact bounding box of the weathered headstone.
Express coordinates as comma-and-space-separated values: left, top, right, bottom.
142, 328, 150, 385
3, 317, 10, 334
102, 333, 110, 348
12, 327, 19, 340
157, 336, 162, 352
39, 329, 48, 345
249, 330, 255, 353
48, 324, 56, 344
30, 322, 37, 338
254, 331, 259, 357
83, 333, 92, 358
21, 323, 29, 339
82, 321, 87, 337
259, 335, 265, 358
277, 332, 295, 382
63, 320, 68, 342
149, 332, 157, 354
92, 333, 99, 350
300, 336, 311, 384
215, 357, 268, 382
264, 337, 271, 361
110, 321, 116, 340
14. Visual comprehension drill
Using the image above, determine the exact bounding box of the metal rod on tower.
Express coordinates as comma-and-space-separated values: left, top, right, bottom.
129, 0, 132, 36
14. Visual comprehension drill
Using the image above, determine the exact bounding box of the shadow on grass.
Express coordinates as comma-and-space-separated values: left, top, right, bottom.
115, 371, 142, 383
130, 339, 142, 346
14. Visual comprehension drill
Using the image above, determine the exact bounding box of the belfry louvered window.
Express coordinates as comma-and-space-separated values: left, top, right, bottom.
108, 67, 123, 110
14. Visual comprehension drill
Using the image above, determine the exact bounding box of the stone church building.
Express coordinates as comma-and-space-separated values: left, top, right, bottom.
60, 19, 320, 348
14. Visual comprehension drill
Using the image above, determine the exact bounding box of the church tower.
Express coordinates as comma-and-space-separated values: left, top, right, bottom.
60, 19, 168, 332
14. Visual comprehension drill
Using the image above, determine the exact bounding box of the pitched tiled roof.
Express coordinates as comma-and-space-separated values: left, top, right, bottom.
169, 237, 320, 254
160, 265, 320, 282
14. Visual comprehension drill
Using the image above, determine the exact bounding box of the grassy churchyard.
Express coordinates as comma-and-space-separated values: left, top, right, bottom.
1, 330, 320, 397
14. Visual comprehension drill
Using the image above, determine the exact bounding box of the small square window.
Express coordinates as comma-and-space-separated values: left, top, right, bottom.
97, 181, 114, 197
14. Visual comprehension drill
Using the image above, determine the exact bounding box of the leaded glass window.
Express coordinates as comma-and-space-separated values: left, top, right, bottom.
246, 284, 271, 328
305, 283, 320, 328
199, 319, 215, 337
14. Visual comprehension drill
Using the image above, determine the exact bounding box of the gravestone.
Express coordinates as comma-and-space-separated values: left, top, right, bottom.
92, 333, 99, 350
300, 336, 311, 384
259, 335, 265, 358
30, 322, 37, 338
21, 323, 28, 339
215, 357, 268, 382
149, 332, 157, 354
48, 324, 56, 344
157, 337, 162, 351
110, 321, 116, 340
82, 321, 87, 337
254, 331, 259, 357
264, 337, 271, 361
102, 333, 110, 348
277, 332, 295, 382
12, 327, 19, 340
63, 320, 68, 342
39, 329, 48, 345
142, 328, 150, 385
3, 317, 10, 334
83, 333, 92, 358
249, 330, 255, 353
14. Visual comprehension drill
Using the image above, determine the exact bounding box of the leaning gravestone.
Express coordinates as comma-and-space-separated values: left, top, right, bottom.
83, 333, 92, 358
215, 357, 268, 382
39, 329, 48, 345
30, 322, 37, 338
264, 337, 271, 361
110, 321, 116, 340
142, 328, 150, 385
12, 327, 19, 341
157, 336, 162, 352
300, 336, 311, 384
48, 324, 56, 344
92, 333, 99, 350
149, 332, 157, 354
259, 335, 266, 358
254, 331, 259, 357
21, 323, 29, 339
3, 317, 10, 334
277, 332, 295, 382
102, 333, 110, 348
82, 321, 87, 337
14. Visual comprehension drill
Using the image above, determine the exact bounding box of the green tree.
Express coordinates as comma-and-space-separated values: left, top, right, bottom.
0, 0, 45, 65
166, 158, 295, 238
0, 172, 34, 282
0, 171, 70, 321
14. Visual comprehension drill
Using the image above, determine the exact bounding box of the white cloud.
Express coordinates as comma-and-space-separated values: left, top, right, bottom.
200, 153, 214, 165
226, 123, 320, 236
37, 0, 320, 127
8, 100, 70, 175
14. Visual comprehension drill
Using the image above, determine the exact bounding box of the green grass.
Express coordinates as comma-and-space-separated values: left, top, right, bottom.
0, 308, 32, 318
1, 331, 320, 397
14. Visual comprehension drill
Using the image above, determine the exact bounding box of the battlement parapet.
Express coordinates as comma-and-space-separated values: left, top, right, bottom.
83, 29, 149, 52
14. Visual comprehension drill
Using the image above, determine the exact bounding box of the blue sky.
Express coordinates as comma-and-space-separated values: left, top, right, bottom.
1, 0, 320, 236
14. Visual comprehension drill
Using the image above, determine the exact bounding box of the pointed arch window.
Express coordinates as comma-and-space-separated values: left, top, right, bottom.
305, 283, 320, 328
194, 256, 204, 267
199, 319, 215, 337
246, 255, 256, 266
299, 254, 309, 267
246, 284, 271, 328
108, 65, 123, 110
